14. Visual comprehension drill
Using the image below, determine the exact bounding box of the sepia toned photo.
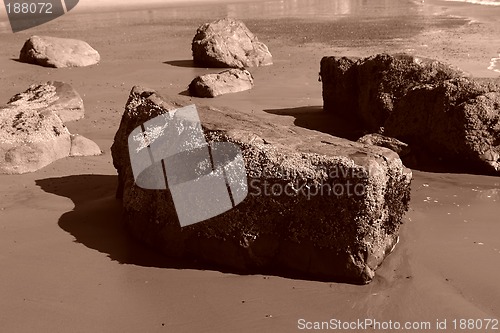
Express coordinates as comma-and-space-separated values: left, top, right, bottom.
0, 0, 499, 331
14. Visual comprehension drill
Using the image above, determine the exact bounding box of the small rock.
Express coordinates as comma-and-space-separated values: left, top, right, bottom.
189, 68, 254, 98
0, 107, 71, 174
69, 134, 102, 157
0, 83, 99, 174
19, 35, 100, 68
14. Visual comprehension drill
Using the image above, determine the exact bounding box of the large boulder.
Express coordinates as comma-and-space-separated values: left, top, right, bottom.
0, 83, 101, 174
111, 86, 412, 284
19, 36, 100, 68
320, 53, 500, 174
189, 68, 254, 97
320, 53, 464, 131
192, 18, 273, 68
385, 78, 500, 173
7, 81, 84, 122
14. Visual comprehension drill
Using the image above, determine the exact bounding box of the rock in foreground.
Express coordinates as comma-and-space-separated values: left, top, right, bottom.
19, 35, 100, 68
192, 18, 273, 68
320, 53, 500, 174
189, 68, 254, 97
0, 82, 101, 174
111, 86, 412, 284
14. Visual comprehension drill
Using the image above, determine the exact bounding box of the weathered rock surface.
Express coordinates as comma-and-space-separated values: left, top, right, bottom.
111, 86, 412, 284
357, 133, 410, 158
320, 53, 500, 174
189, 68, 254, 97
0, 83, 101, 174
7, 81, 84, 122
19, 35, 100, 68
192, 18, 273, 68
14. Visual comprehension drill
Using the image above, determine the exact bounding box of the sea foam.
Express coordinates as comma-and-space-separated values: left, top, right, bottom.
445, 0, 500, 5
488, 55, 500, 73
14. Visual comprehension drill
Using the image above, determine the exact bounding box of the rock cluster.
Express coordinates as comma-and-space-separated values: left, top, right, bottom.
189, 68, 254, 97
0, 82, 101, 174
111, 86, 412, 284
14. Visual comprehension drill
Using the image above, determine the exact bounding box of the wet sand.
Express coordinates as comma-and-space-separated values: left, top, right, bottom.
0, 0, 499, 331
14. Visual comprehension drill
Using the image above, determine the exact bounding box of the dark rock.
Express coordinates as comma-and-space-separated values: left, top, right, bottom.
111, 86, 412, 284
189, 68, 254, 97
0, 83, 101, 174
320, 53, 500, 174
7, 81, 84, 122
19, 35, 100, 68
192, 18, 273, 68
320, 53, 464, 131
386, 78, 500, 173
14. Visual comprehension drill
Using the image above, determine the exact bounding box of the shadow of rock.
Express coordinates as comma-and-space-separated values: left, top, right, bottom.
179, 89, 191, 96
264, 106, 365, 141
164, 59, 199, 68
35, 175, 197, 269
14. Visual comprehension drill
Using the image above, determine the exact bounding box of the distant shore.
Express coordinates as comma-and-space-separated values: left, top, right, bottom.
0, 0, 499, 331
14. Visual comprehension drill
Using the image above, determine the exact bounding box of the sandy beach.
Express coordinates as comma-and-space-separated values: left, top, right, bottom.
0, 0, 499, 331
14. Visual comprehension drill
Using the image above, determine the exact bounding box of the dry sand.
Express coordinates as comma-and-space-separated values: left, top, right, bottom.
0, 0, 499, 332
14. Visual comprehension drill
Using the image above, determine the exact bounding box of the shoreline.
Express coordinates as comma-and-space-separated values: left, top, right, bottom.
2, 0, 499, 75
444, 0, 500, 6
0, 0, 267, 31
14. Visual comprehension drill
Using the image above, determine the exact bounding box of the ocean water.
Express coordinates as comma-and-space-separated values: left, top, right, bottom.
0, 0, 498, 70
446, 0, 500, 5
1, 0, 497, 72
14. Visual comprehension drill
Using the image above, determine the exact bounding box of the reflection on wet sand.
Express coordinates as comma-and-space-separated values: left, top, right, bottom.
225, 0, 423, 19
34, 0, 423, 30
